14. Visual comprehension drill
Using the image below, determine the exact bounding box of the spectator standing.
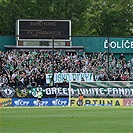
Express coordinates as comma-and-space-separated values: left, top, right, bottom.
37, 89, 43, 106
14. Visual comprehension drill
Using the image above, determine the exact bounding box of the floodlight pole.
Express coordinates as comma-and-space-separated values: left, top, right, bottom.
0, 57, 2, 76
107, 36, 110, 81
52, 36, 54, 86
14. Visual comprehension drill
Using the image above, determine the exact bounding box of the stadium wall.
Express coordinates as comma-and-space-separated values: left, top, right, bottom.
72, 37, 133, 60
0, 36, 132, 59
0, 36, 15, 51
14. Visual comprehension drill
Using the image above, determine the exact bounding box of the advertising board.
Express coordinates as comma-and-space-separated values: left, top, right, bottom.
12, 98, 69, 106
70, 98, 123, 107
123, 98, 133, 106
0, 98, 12, 107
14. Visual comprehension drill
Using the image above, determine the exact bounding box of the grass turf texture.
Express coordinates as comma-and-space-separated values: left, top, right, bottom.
0, 107, 133, 133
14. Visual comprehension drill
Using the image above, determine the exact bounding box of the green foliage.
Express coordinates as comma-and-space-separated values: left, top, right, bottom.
0, 0, 133, 36
86, 0, 133, 36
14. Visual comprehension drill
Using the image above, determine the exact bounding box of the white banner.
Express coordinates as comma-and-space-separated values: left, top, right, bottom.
46, 73, 93, 83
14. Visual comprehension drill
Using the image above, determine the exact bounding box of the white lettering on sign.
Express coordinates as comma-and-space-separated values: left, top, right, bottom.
14, 100, 29, 106
46, 73, 93, 84
45, 87, 69, 95
104, 39, 133, 49
52, 99, 67, 106
33, 100, 48, 106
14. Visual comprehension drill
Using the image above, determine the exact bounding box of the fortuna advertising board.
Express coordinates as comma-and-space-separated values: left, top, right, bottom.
70, 98, 123, 107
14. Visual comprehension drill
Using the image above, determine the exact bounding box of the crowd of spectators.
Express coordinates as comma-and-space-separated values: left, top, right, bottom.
0, 49, 133, 88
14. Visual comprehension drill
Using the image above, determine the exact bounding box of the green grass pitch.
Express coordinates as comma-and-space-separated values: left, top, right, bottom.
0, 106, 133, 133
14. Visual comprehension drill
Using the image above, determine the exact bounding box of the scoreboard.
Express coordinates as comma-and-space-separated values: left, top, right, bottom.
16, 19, 71, 41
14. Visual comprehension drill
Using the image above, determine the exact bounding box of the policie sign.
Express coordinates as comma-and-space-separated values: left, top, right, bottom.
16, 19, 71, 41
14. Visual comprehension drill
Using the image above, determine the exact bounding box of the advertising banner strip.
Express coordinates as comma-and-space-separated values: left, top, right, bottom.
123, 98, 133, 106
1, 98, 133, 107
70, 98, 123, 107
0, 98, 12, 107
12, 98, 69, 106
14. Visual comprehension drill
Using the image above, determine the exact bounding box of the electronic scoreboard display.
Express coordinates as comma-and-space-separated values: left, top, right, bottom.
16, 19, 71, 41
